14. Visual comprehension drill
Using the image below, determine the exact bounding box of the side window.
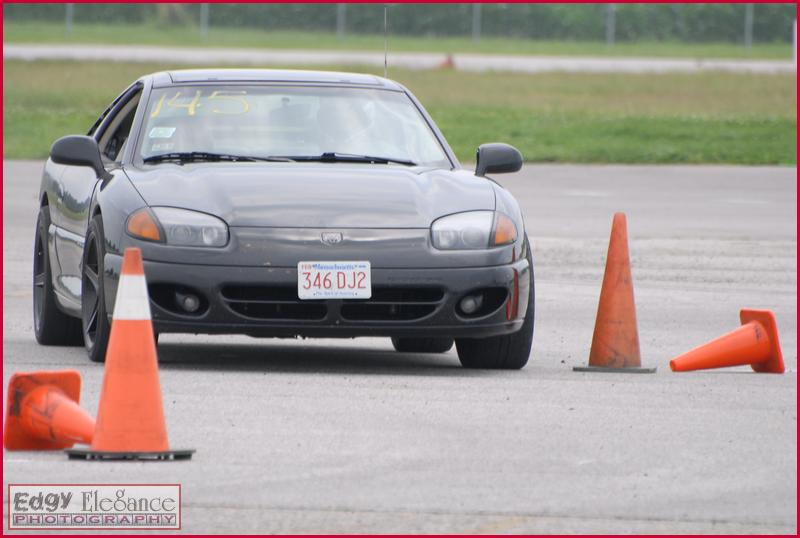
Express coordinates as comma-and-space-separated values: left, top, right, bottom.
98, 91, 141, 162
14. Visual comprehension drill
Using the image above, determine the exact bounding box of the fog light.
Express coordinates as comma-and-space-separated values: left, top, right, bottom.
175, 291, 201, 313
459, 294, 484, 315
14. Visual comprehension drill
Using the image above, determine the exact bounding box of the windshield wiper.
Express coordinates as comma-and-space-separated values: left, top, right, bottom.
143, 152, 294, 165
282, 152, 417, 166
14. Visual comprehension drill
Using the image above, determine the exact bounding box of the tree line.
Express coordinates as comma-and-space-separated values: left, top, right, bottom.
5, 3, 795, 43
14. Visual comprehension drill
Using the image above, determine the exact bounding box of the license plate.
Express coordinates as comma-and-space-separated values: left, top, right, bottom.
297, 261, 371, 300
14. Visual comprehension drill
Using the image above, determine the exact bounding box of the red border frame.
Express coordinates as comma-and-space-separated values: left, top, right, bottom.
2, 1, 797, 536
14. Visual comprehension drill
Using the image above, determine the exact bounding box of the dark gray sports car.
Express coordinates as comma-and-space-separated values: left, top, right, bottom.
34, 69, 533, 368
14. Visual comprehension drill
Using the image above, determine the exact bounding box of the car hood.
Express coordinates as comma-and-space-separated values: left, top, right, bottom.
123, 163, 495, 228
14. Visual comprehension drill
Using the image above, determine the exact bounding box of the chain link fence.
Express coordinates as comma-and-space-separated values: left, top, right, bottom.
4, 3, 796, 45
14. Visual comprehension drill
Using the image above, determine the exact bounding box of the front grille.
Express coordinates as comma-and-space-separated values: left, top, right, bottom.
220, 285, 327, 320
220, 285, 444, 322
340, 287, 444, 321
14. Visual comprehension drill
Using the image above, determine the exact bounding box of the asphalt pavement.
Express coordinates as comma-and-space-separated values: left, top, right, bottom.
2, 160, 797, 533
4, 43, 795, 74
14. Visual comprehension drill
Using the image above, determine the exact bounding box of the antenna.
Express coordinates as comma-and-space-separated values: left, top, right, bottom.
383, 4, 388, 78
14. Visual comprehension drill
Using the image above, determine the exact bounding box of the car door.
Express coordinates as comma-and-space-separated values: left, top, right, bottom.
52, 85, 142, 306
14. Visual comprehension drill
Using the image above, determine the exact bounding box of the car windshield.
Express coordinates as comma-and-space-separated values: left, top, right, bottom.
137, 85, 450, 167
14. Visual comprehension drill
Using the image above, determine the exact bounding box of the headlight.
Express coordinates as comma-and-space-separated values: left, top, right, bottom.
126, 207, 229, 247
431, 211, 517, 250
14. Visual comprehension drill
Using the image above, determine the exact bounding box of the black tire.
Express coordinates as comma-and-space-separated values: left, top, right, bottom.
81, 215, 111, 363
391, 337, 454, 354
32, 206, 83, 345
455, 239, 535, 369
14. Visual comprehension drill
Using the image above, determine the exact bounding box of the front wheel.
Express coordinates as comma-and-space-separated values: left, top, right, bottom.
81, 215, 111, 363
455, 240, 534, 369
32, 206, 83, 345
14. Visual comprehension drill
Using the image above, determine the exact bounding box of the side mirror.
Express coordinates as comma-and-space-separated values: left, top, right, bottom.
50, 135, 112, 181
475, 143, 523, 177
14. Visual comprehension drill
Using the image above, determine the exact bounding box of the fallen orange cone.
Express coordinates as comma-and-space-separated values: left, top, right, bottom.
66, 248, 193, 461
4, 370, 94, 450
670, 309, 784, 374
439, 53, 455, 69
574, 212, 656, 373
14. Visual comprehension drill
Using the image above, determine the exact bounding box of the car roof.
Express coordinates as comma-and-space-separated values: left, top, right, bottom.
147, 69, 403, 90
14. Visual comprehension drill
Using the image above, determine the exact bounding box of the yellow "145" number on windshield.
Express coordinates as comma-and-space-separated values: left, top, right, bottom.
150, 90, 249, 118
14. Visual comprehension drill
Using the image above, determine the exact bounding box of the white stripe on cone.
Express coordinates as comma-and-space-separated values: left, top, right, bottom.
112, 274, 151, 320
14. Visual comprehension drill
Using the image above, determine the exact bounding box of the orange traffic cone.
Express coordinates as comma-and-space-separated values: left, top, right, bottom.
670, 309, 784, 373
439, 53, 455, 69
66, 248, 193, 460
4, 370, 94, 450
574, 213, 656, 373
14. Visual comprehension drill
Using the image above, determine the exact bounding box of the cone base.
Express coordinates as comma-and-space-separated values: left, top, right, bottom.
740, 309, 785, 374
573, 365, 657, 374
65, 448, 194, 461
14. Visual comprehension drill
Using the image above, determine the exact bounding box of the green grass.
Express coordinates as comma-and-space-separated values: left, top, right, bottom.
3, 21, 794, 60
3, 60, 796, 164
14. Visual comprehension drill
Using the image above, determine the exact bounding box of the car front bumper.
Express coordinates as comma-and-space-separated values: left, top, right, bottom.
103, 254, 532, 339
